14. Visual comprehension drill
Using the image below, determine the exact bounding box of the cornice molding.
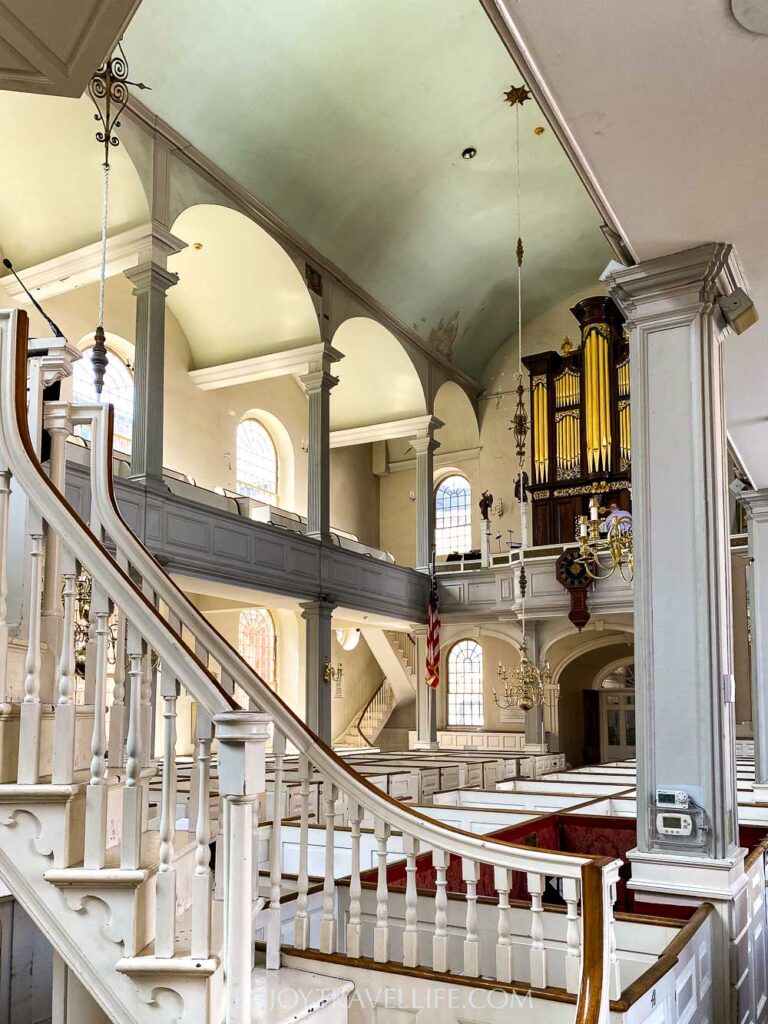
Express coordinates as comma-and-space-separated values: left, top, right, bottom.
388, 445, 481, 473
741, 489, 768, 520
330, 415, 443, 449
0, 223, 186, 303
189, 342, 342, 391
606, 243, 750, 323
124, 97, 482, 400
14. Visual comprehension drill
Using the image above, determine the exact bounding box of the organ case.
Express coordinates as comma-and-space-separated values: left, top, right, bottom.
522, 296, 631, 546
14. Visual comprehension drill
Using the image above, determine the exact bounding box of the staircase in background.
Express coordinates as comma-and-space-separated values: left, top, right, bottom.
335, 679, 395, 748
0, 309, 619, 1024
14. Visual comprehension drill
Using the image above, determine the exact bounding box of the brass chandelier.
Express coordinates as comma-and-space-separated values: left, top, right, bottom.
493, 638, 557, 712
576, 493, 634, 582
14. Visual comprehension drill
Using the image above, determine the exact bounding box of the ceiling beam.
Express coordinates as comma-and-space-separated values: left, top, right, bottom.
189, 342, 343, 391
330, 415, 443, 449
0, 222, 186, 303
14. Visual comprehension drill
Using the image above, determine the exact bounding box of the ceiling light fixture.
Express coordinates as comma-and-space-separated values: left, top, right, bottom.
461, 147, 477, 160
534, 126, 545, 136
193, 242, 203, 251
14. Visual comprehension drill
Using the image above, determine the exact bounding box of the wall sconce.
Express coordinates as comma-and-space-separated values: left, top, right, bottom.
300, 439, 309, 454
408, 489, 416, 502
324, 660, 344, 699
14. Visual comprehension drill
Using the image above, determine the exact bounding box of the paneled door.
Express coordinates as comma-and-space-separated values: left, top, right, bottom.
600, 691, 636, 761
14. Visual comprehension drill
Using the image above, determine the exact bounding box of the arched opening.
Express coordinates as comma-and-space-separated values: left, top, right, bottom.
71, 334, 135, 454
435, 472, 472, 556
447, 638, 484, 727
236, 417, 279, 503
168, 204, 320, 369
238, 608, 277, 690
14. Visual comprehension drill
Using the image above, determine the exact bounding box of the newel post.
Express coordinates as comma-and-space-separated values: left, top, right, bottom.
214, 711, 270, 1024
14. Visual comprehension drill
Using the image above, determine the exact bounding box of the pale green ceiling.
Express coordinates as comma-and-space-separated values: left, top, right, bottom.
125, 0, 610, 379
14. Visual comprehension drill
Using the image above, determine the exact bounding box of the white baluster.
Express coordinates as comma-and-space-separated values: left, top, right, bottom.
41, 403, 70, 663
403, 835, 420, 968
608, 880, 621, 998
0, 469, 10, 702
83, 598, 110, 869
433, 849, 450, 972
17, 532, 44, 785
346, 798, 363, 959
294, 755, 312, 950
191, 710, 213, 960
373, 818, 391, 963
120, 637, 144, 871
462, 859, 480, 978
266, 728, 286, 969
319, 776, 337, 954
51, 557, 77, 785
155, 674, 179, 957
107, 611, 127, 770
140, 649, 154, 767
527, 872, 547, 989
563, 877, 581, 994
494, 866, 515, 984
187, 638, 211, 831
216, 712, 269, 1024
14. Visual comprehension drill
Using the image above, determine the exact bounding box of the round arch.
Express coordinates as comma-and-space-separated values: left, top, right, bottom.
168, 204, 320, 369
331, 317, 427, 431
238, 408, 295, 510
434, 380, 480, 452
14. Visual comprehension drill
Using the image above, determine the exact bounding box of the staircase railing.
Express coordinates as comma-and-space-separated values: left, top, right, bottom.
387, 629, 417, 676
356, 678, 395, 746
0, 310, 267, 1024
73, 335, 621, 1021
1, 308, 621, 1024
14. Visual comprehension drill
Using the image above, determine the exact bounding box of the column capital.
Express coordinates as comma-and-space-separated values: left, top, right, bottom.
299, 597, 337, 621
410, 623, 428, 638
299, 369, 339, 395
607, 242, 751, 326
42, 401, 73, 437
741, 489, 768, 522
411, 434, 441, 456
125, 260, 179, 297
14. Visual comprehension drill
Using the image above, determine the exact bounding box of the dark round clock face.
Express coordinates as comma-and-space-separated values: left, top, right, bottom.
556, 548, 590, 589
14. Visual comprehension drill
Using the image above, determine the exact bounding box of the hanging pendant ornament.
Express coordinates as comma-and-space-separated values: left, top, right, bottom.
87, 43, 149, 396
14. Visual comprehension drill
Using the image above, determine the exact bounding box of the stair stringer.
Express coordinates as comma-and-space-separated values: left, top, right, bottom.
0, 798, 194, 1024
360, 628, 415, 702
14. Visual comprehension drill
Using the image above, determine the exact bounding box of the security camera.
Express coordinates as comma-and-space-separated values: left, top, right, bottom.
717, 287, 758, 335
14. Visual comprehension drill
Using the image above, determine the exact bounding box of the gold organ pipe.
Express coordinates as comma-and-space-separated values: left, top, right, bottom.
540, 384, 549, 481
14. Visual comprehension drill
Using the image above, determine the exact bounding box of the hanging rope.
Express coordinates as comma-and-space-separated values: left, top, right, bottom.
90, 160, 111, 398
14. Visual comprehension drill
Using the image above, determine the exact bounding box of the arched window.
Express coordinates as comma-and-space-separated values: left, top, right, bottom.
447, 639, 484, 726
435, 474, 471, 555
238, 608, 277, 689
72, 348, 134, 453
236, 419, 278, 503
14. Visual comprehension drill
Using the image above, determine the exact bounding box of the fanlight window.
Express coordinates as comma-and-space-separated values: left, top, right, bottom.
238, 608, 277, 689
447, 639, 484, 727
236, 419, 278, 503
435, 474, 471, 556
72, 348, 134, 454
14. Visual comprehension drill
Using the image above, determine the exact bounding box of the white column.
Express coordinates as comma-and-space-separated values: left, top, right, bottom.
524, 628, 547, 753
124, 261, 179, 488
742, 490, 768, 792
412, 426, 441, 571
609, 245, 749, 1023
300, 346, 342, 542
300, 597, 336, 743
412, 623, 437, 749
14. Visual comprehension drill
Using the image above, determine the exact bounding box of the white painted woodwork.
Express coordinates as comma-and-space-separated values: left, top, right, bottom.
462, 859, 481, 978
373, 818, 391, 964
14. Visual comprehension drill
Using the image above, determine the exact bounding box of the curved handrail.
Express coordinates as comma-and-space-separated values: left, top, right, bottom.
357, 679, 393, 746
1, 313, 619, 896
0, 310, 236, 719
574, 859, 611, 1024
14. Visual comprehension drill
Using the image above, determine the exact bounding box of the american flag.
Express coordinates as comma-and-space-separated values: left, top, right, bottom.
425, 570, 441, 688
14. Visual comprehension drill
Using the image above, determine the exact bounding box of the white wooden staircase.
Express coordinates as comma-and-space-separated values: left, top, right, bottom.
0, 309, 620, 1024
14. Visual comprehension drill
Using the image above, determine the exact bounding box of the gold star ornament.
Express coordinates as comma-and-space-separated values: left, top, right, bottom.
503, 84, 531, 108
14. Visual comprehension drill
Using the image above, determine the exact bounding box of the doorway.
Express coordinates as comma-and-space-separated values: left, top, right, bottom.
600, 690, 636, 761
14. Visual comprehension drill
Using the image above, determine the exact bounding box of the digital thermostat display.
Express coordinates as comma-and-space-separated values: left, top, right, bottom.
655, 812, 694, 837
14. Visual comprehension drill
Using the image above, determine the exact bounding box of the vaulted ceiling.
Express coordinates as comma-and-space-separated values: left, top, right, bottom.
124, 0, 611, 380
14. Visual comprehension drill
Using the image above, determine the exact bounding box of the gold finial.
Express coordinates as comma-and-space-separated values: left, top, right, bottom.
504, 84, 531, 108
561, 335, 572, 354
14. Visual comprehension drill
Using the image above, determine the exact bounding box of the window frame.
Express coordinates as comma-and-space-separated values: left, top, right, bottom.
236, 417, 279, 504
238, 607, 277, 690
435, 473, 472, 556
446, 638, 484, 727
72, 346, 134, 454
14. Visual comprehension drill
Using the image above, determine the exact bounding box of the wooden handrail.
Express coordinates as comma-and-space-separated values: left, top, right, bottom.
356, 679, 393, 746
575, 858, 613, 1024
